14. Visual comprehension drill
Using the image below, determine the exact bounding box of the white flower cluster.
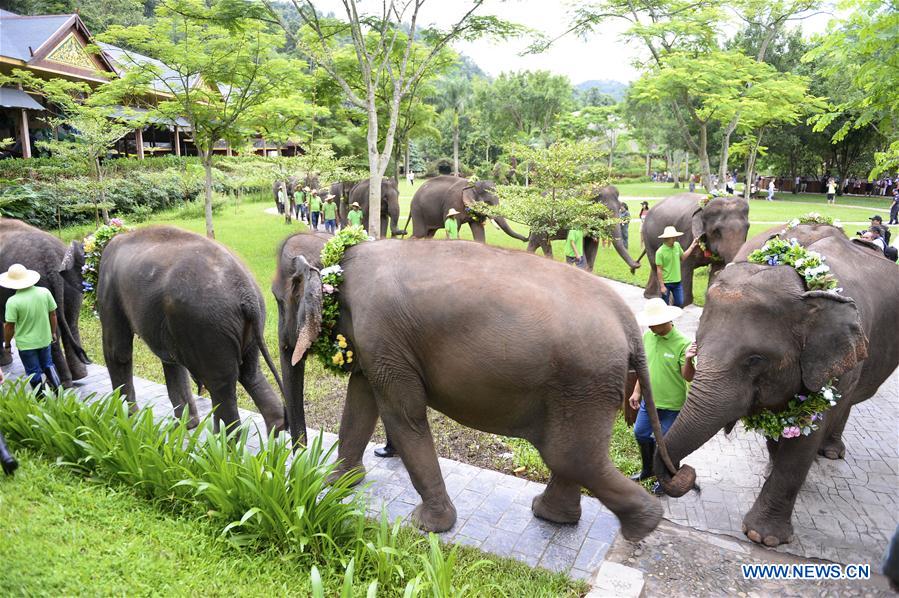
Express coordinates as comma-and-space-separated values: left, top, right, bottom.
320, 265, 343, 277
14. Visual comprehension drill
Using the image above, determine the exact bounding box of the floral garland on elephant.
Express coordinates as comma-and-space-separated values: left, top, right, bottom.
309, 226, 370, 374
742, 233, 843, 439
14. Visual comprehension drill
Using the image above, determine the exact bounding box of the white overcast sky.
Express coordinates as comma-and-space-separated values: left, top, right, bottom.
313, 1, 836, 84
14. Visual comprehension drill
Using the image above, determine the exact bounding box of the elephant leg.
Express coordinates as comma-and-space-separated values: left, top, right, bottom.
101, 315, 137, 413
742, 431, 823, 546
330, 372, 379, 484
644, 259, 661, 299
162, 363, 200, 429
681, 262, 696, 306
533, 398, 662, 541
63, 301, 87, 380
375, 377, 456, 532
0, 342, 10, 367
584, 238, 599, 272
207, 377, 240, 434
238, 361, 287, 435
526, 236, 540, 254
50, 340, 74, 389
470, 222, 486, 243
818, 408, 849, 460
532, 473, 582, 524
541, 238, 553, 258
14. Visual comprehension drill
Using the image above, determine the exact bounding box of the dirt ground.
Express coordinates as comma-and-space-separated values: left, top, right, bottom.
605, 520, 895, 597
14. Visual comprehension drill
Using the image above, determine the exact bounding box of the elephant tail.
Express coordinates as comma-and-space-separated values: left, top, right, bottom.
247, 305, 287, 403
401, 210, 412, 235
629, 342, 678, 477
51, 277, 90, 365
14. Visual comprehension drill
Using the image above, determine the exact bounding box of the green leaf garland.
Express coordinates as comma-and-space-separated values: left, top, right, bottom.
81, 218, 132, 314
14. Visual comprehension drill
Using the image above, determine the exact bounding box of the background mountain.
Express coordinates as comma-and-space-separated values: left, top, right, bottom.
575, 79, 629, 102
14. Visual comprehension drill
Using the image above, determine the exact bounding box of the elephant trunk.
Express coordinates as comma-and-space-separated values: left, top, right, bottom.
494, 216, 528, 242
653, 366, 741, 496
287, 256, 322, 447
280, 350, 309, 448
611, 229, 641, 273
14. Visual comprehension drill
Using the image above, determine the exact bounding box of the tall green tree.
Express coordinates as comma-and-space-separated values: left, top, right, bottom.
436, 77, 472, 176
261, 0, 519, 238
100, 0, 306, 239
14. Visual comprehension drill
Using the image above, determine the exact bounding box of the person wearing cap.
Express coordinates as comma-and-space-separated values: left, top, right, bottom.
308, 189, 323, 231
869, 214, 891, 245
655, 226, 699, 308
445, 208, 460, 239
889, 189, 899, 225
628, 298, 697, 492
347, 201, 364, 227
564, 226, 587, 269
322, 194, 338, 234
1, 263, 62, 392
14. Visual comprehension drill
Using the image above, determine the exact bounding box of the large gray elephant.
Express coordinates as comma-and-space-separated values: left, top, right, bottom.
406, 175, 529, 243
641, 193, 749, 306
656, 223, 899, 547
329, 180, 356, 227
525, 185, 641, 273
348, 178, 404, 237
0, 219, 90, 386
273, 233, 682, 539
98, 226, 287, 433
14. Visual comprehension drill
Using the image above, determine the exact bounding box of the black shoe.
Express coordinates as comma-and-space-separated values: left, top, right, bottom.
373, 444, 396, 458
0, 432, 18, 476
651, 481, 665, 496
629, 440, 656, 482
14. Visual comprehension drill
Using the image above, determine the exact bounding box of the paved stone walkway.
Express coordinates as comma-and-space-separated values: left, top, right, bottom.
4, 275, 896, 579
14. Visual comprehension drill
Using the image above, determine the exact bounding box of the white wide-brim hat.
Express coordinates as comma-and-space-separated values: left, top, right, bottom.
446, 208, 460, 217
324, 194, 336, 201
351, 202, 360, 207
658, 226, 684, 239
0, 263, 40, 290
637, 298, 683, 327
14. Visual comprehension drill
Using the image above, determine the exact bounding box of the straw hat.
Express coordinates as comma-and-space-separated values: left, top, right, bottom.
636, 298, 683, 327
658, 226, 684, 239
324, 194, 336, 201
351, 202, 360, 207
446, 208, 460, 217
0, 263, 40, 290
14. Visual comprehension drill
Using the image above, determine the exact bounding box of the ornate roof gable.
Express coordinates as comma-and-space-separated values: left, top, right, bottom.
45, 33, 96, 69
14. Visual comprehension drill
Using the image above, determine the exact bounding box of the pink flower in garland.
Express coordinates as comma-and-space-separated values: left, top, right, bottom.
782, 426, 801, 439
322, 283, 335, 294
109, 218, 124, 227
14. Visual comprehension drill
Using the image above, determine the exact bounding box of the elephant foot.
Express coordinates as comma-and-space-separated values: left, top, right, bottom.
0, 351, 11, 367
532, 491, 581, 524
742, 514, 794, 547
411, 499, 457, 533
185, 416, 200, 430
125, 400, 139, 415
69, 363, 88, 381
817, 439, 845, 460
616, 494, 663, 542
327, 463, 366, 486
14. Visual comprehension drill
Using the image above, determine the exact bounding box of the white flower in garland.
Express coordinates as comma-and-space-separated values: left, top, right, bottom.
321, 265, 343, 277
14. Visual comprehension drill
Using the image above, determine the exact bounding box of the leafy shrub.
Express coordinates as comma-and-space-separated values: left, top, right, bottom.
175, 196, 226, 219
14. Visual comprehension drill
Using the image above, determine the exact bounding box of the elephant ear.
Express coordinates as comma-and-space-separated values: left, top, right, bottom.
460, 185, 477, 208
691, 207, 705, 239
60, 241, 84, 273
290, 256, 323, 366
799, 290, 869, 391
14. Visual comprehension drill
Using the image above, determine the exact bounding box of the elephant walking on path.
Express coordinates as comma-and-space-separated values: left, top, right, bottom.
640, 193, 749, 306
407, 176, 528, 243
275, 234, 681, 540
0, 219, 90, 387
98, 226, 287, 433
657, 224, 899, 547
348, 179, 404, 238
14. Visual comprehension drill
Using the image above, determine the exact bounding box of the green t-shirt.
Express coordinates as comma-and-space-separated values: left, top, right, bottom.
309, 196, 322, 212
347, 209, 363, 226
565, 229, 584, 258
322, 202, 337, 220
643, 327, 691, 411
4, 286, 57, 350
656, 242, 684, 283
445, 217, 459, 239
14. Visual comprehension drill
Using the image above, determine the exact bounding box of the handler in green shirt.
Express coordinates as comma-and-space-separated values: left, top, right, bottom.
1, 263, 62, 391
322, 194, 338, 234
565, 228, 586, 270
655, 226, 699, 307
309, 192, 323, 230
627, 298, 697, 493
347, 201, 364, 227
445, 208, 460, 239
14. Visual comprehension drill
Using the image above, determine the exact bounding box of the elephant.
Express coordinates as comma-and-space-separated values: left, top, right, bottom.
0, 219, 90, 387
329, 181, 356, 227
640, 193, 749, 306
348, 178, 404, 237
656, 223, 899, 547
406, 175, 529, 243
97, 225, 287, 433
273, 233, 683, 539
525, 185, 641, 273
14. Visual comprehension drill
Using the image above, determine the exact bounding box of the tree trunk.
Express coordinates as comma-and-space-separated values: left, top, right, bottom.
744, 129, 765, 200
718, 116, 738, 188
453, 114, 460, 176
672, 151, 682, 188
645, 152, 651, 177
202, 149, 215, 239
698, 125, 712, 192
366, 100, 383, 238
405, 140, 410, 178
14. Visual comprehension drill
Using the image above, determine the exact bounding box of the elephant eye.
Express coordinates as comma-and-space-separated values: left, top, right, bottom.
744, 354, 767, 370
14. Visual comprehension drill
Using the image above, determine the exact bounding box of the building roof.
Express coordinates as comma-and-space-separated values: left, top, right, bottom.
99, 42, 200, 96
0, 13, 73, 62
0, 86, 44, 110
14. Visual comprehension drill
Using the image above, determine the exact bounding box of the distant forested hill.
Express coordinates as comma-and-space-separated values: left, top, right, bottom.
575, 79, 629, 102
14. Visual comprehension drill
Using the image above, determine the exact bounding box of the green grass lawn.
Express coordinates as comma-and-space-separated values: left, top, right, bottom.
0, 451, 583, 596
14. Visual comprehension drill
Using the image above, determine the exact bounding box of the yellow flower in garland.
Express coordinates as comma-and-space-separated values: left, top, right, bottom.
332, 351, 345, 366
